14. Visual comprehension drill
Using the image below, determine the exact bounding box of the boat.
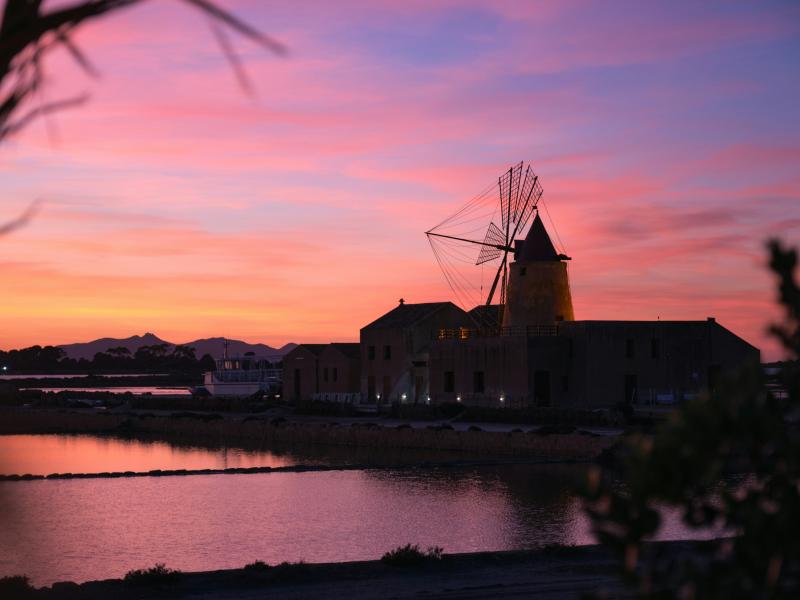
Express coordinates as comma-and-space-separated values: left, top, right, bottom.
198, 354, 282, 397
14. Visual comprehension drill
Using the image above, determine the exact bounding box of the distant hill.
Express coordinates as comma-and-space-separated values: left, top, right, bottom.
58, 333, 294, 360
58, 333, 168, 361
188, 338, 292, 360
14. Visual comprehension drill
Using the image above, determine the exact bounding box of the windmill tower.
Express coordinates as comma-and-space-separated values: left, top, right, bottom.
426, 161, 574, 330
503, 212, 573, 329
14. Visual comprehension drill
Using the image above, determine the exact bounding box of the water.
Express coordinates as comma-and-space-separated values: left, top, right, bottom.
0, 374, 168, 380
19, 386, 191, 395
0, 435, 717, 586
0, 435, 301, 474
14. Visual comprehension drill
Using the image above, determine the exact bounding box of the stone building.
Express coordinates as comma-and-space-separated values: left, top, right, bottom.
359, 300, 471, 404
283, 342, 361, 402
318, 343, 361, 395
429, 318, 758, 408
282, 207, 758, 409
427, 213, 759, 408
282, 344, 326, 403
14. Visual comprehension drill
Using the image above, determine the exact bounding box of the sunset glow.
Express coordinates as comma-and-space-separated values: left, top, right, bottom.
1, 0, 798, 359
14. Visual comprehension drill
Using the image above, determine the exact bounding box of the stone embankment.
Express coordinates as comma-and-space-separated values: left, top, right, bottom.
0, 408, 616, 463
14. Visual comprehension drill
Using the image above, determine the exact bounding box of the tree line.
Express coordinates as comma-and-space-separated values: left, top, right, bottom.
0, 344, 215, 374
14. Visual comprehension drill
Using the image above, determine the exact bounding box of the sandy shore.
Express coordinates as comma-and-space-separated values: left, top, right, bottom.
13, 546, 638, 599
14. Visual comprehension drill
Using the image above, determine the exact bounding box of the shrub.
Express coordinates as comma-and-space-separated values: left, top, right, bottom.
123, 563, 181, 586
0, 575, 34, 597
584, 240, 800, 597
243, 560, 270, 572
381, 544, 444, 566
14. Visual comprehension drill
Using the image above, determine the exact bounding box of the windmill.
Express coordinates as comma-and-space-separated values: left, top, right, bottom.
425, 161, 555, 328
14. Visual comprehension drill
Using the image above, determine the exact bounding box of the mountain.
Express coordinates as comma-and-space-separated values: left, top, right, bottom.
188, 338, 288, 360
58, 333, 168, 361
58, 334, 293, 360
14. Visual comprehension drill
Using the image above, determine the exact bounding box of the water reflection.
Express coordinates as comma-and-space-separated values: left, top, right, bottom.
0, 466, 591, 586
0, 434, 301, 474
0, 436, 725, 587
0, 434, 470, 475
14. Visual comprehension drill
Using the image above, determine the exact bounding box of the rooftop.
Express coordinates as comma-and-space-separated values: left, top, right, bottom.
515, 213, 559, 262
362, 301, 461, 330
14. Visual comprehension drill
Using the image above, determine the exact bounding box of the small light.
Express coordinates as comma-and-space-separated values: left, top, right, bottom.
401, 393, 407, 401
275, 394, 281, 399
426, 395, 431, 404
500, 396, 505, 404
1, 366, 6, 371
376, 394, 381, 400
456, 395, 461, 403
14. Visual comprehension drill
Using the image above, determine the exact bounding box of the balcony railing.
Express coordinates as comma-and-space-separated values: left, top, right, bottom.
437, 324, 559, 340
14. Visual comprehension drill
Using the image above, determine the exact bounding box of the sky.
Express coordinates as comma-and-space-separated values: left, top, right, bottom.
0, 0, 798, 360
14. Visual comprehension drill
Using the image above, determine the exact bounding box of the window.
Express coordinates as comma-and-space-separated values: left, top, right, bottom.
444, 371, 455, 393
333, 367, 338, 382
473, 371, 485, 393
368, 346, 375, 360
651, 338, 660, 359
561, 375, 569, 393
625, 339, 634, 359
384, 345, 392, 360
323, 367, 329, 382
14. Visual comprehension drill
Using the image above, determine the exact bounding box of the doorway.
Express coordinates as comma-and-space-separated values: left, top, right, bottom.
293, 368, 301, 402
534, 370, 550, 407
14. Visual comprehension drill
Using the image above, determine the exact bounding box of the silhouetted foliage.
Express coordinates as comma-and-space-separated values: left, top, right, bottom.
381, 544, 444, 566
243, 560, 270, 572
0, 574, 33, 597
123, 563, 181, 586
583, 239, 800, 598
0, 343, 214, 373
0, 0, 285, 234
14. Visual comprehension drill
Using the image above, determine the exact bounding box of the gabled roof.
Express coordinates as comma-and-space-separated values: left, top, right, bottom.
469, 304, 504, 327
328, 342, 360, 359
290, 343, 327, 357
362, 302, 461, 330
517, 213, 559, 261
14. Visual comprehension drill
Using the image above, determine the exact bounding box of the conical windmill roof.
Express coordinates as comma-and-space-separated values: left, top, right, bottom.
518, 213, 559, 261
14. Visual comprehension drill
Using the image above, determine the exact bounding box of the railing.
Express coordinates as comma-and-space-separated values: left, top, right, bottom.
437, 324, 558, 340
501, 324, 558, 337
212, 369, 282, 383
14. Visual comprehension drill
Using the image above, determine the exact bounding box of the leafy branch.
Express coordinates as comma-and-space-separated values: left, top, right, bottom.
0, 0, 286, 234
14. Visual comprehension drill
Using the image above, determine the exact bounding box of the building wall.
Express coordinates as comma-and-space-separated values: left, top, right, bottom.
503, 261, 574, 328
428, 319, 759, 409
318, 346, 360, 394
359, 304, 472, 403
281, 346, 320, 402
560, 319, 760, 407
430, 335, 572, 407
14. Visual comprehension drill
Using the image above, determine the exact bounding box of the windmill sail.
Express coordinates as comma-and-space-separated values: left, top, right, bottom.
425, 161, 547, 327
476, 222, 505, 265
